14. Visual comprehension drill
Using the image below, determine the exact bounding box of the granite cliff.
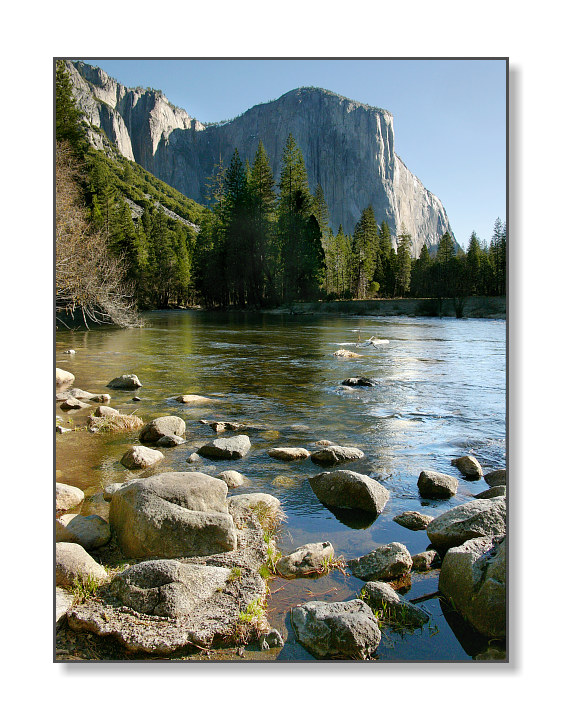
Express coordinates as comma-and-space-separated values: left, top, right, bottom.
66, 61, 455, 255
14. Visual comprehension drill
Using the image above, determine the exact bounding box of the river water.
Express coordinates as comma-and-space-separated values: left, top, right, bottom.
56, 310, 506, 662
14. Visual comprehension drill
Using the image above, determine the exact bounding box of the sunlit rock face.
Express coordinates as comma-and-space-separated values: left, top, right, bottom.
67, 61, 455, 254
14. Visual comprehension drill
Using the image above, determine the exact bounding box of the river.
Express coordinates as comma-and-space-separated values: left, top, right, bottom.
56, 310, 506, 661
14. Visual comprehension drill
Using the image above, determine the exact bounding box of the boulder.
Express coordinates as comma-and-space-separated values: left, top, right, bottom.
107, 374, 142, 389
451, 455, 483, 478
56, 514, 111, 550
309, 470, 389, 514
393, 510, 434, 531
426, 497, 506, 550
176, 394, 216, 404
228, 493, 281, 517
485, 469, 507, 487
56, 483, 85, 513
56, 542, 108, 588
218, 470, 247, 489
310, 445, 365, 466
268, 447, 310, 461
411, 550, 440, 572
109, 472, 237, 559
94, 405, 120, 417
276, 541, 335, 578
69, 388, 97, 400
439, 536, 506, 638
60, 397, 90, 411
103, 479, 136, 501
475, 485, 506, 500
347, 542, 412, 581
155, 434, 186, 447
56, 587, 74, 628
417, 470, 458, 499
361, 581, 429, 628
120, 446, 165, 470
333, 349, 362, 358
56, 368, 75, 387
198, 435, 251, 460
291, 600, 381, 659
341, 377, 374, 387
139, 416, 186, 444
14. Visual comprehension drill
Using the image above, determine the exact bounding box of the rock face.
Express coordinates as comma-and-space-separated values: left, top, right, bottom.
439, 536, 506, 638
291, 600, 381, 659
426, 497, 506, 550
66, 61, 455, 253
276, 541, 335, 578
309, 470, 389, 514
198, 435, 251, 460
139, 416, 186, 444
56, 542, 108, 588
347, 542, 412, 581
310, 445, 365, 466
109, 472, 237, 559
417, 470, 458, 499
361, 581, 429, 628
120, 445, 165, 469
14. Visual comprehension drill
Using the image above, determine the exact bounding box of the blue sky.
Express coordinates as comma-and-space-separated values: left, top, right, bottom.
84, 58, 506, 248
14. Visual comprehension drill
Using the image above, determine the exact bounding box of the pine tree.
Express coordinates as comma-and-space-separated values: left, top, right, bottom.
377, 221, 394, 296
466, 231, 482, 295
55, 61, 86, 152
395, 228, 413, 296
351, 206, 378, 299
411, 242, 433, 297
248, 141, 277, 305
223, 148, 250, 305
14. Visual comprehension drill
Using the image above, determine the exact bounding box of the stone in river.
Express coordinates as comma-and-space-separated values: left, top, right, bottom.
417, 470, 458, 499
393, 510, 434, 531
426, 497, 506, 550
107, 374, 142, 389
56, 542, 108, 589
347, 542, 412, 581
56, 483, 85, 513
56, 513, 111, 550
139, 416, 186, 444
120, 445, 164, 469
451, 455, 483, 478
484, 469, 507, 487
310, 445, 365, 466
309, 470, 389, 514
268, 447, 311, 461
198, 435, 251, 460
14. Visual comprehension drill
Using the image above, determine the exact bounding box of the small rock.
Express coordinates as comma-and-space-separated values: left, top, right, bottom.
333, 349, 362, 358
187, 452, 203, 464
291, 600, 381, 659
60, 397, 90, 411
276, 541, 335, 578
132, 396, 142, 402
89, 393, 111, 403
63, 349, 76, 355
475, 485, 506, 499
259, 628, 284, 650
451, 455, 483, 477
417, 470, 458, 499
56, 426, 72, 434
94, 405, 120, 417
56, 483, 85, 513
198, 435, 251, 460
361, 581, 430, 628
56, 542, 108, 589
310, 445, 365, 466
139, 416, 186, 444
217, 470, 247, 488
484, 469, 507, 487
347, 542, 412, 581
341, 377, 374, 387
56, 368, 75, 387
411, 550, 440, 571
268, 447, 310, 461
176, 394, 216, 404
56, 514, 111, 549
120, 446, 165, 469
107, 374, 142, 389
393, 510, 434, 531
315, 440, 335, 447
155, 434, 186, 447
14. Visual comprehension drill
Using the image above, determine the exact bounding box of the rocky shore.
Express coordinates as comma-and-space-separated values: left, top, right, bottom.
55, 363, 507, 661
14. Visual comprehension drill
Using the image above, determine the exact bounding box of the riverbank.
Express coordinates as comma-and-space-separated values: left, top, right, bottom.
268, 296, 506, 319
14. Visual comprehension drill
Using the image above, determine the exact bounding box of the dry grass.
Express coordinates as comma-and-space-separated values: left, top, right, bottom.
87, 413, 144, 433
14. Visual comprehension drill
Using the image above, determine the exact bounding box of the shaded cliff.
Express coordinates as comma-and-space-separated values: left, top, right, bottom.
67, 61, 455, 255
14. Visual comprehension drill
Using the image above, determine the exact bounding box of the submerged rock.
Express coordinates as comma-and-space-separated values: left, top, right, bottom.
291, 599, 381, 659
56, 513, 111, 550
120, 445, 164, 470
341, 377, 374, 387
417, 470, 458, 499
426, 497, 506, 550
309, 469, 389, 514
268, 447, 310, 461
109, 472, 237, 559
176, 394, 216, 404
276, 541, 335, 578
56, 483, 85, 513
107, 374, 142, 389
361, 581, 430, 628
333, 349, 362, 358
347, 542, 412, 581
198, 435, 251, 460
439, 536, 506, 638
393, 510, 434, 531
310, 445, 365, 466
451, 455, 483, 478
139, 416, 186, 444
56, 542, 108, 589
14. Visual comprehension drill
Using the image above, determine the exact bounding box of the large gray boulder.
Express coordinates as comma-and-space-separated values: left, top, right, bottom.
139, 416, 186, 444
56, 483, 85, 513
268, 447, 310, 461
417, 470, 458, 499
451, 455, 483, 478
291, 600, 381, 659
276, 541, 335, 578
347, 542, 412, 581
310, 445, 365, 466
439, 536, 506, 638
109, 472, 237, 559
198, 435, 251, 460
56, 514, 111, 549
361, 581, 430, 628
309, 470, 389, 514
107, 374, 142, 389
120, 445, 164, 470
426, 497, 506, 550
56, 542, 108, 589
